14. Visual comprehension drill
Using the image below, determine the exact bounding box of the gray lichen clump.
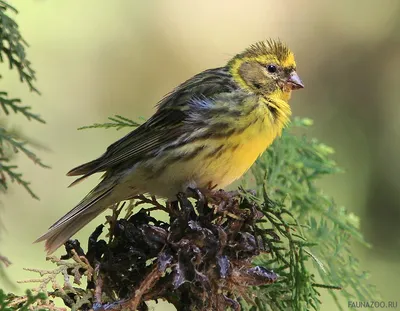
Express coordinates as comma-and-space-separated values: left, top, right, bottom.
61, 190, 279, 311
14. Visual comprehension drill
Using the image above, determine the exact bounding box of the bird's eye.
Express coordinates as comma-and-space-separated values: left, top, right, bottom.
267, 65, 277, 73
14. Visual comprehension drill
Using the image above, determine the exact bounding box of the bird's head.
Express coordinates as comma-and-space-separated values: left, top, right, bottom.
228, 39, 304, 102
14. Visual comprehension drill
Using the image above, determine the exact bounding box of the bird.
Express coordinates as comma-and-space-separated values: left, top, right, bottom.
35, 39, 304, 254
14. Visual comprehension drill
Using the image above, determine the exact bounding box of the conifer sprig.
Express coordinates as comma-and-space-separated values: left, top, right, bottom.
0, 0, 39, 93
248, 117, 376, 310
78, 115, 141, 131
0, 92, 45, 123
0, 0, 46, 280
0, 0, 46, 199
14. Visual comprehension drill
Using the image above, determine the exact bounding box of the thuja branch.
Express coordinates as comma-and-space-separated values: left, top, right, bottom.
78, 115, 141, 130
0, 1, 46, 199
0, 0, 39, 93
0, 0, 45, 282
0, 92, 45, 123
0, 128, 48, 168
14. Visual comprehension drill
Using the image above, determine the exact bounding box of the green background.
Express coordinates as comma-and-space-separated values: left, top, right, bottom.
1, 1, 400, 309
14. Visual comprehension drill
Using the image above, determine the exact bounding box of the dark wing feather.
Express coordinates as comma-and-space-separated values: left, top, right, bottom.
67, 110, 184, 186
67, 67, 238, 184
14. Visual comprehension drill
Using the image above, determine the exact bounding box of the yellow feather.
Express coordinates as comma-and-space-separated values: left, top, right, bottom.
282, 52, 296, 68
149, 96, 287, 195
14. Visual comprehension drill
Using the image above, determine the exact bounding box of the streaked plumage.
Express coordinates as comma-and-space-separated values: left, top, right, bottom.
35, 39, 304, 253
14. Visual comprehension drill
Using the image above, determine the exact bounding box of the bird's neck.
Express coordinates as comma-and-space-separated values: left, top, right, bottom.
263, 90, 292, 130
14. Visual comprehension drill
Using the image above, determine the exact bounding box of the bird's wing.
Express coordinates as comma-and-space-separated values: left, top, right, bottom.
67, 67, 239, 185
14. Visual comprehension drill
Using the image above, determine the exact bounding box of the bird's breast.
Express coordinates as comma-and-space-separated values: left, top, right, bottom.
197, 112, 280, 188
129, 103, 284, 199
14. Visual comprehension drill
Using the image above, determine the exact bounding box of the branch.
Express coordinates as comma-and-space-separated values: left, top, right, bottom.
0, 92, 45, 123
0, 128, 49, 168
78, 115, 141, 130
0, 160, 39, 199
0, 1, 39, 93
0, 1, 46, 200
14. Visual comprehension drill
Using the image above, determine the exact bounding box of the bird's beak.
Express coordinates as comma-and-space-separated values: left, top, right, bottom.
287, 71, 304, 90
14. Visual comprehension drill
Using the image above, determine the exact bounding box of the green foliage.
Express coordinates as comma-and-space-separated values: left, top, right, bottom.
0, 1, 38, 93
0, 127, 49, 198
78, 114, 142, 130
0, 0, 45, 198
246, 117, 376, 310
0, 289, 49, 311
0, 92, 44, 122
0, 0, 45, 284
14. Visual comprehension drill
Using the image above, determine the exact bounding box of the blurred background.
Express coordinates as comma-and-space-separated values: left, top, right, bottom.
1, 0, 400, 309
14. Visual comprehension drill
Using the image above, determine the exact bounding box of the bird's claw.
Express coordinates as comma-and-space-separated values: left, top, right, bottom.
188, 187, 208, 216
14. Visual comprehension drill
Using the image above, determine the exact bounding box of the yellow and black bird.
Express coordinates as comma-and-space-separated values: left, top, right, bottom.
36, 39, 304, 253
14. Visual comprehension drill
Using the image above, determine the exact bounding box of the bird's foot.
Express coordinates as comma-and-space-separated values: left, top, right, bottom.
187, 187, 209, 216
175, 192, 197, 221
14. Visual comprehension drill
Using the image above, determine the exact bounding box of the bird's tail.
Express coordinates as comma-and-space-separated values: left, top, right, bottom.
34, 185, 115, 254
